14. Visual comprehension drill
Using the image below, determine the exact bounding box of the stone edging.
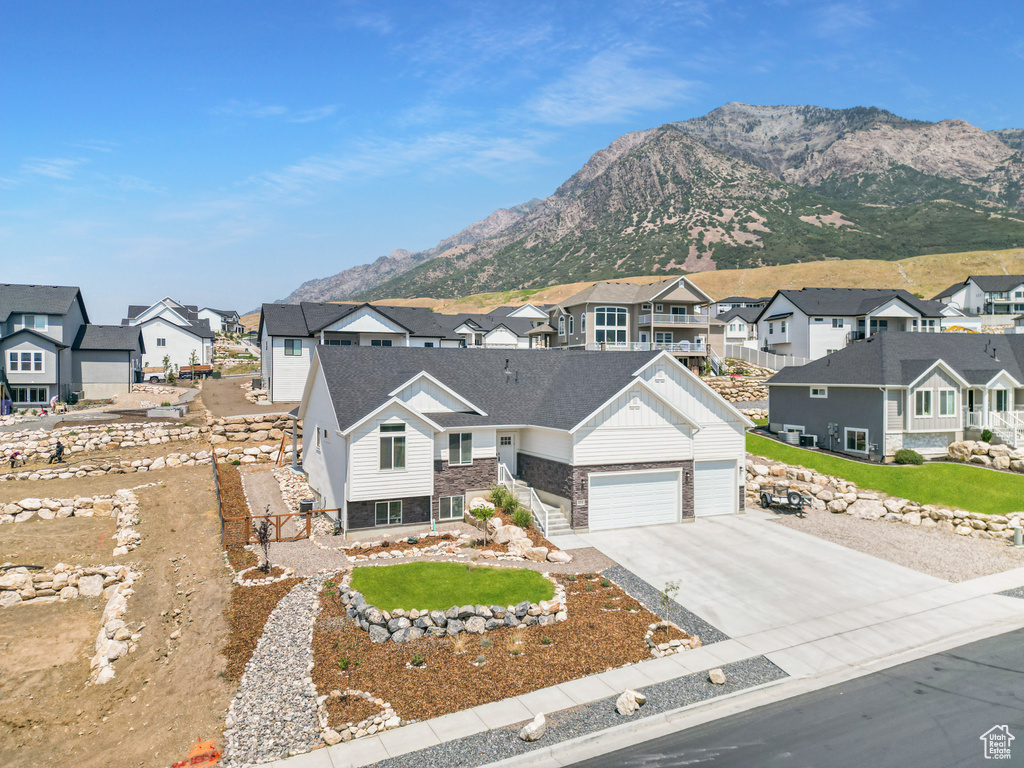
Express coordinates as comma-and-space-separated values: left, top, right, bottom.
234, 565, 297, 586
643, 619, 702, 657
317, 689, 407, 746
746, 456, 1023, 538
338, 566, 567, 643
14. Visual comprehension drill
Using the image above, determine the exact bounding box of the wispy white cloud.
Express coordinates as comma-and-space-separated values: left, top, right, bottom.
211, 99, 338, 123
69, 139, 118, 153
20, 157, 87, 179
527, 47, 696, 127
288, 105, 339, 124
811, 2, 874, 37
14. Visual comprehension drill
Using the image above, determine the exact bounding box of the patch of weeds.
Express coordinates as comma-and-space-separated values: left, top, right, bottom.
506, 635, 524, 656
452, 635, 469, 654
475, 653, 486, 665
566, 574, 577, 582
584, 583, 596, 593
541, 636, 553, 646
603, 602, 616, 610
230, 460, 241, 466
411, 652, 425, 667
479, 637, 493, 649
600, 578, 611, 588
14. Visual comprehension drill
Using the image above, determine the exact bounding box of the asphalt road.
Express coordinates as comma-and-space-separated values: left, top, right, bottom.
572, 627, 1024, 768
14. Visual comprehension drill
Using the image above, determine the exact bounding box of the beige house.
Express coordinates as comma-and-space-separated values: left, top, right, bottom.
540, 276, 726, 371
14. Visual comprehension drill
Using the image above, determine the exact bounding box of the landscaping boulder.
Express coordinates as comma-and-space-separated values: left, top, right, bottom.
525, 546, 549, 562
547, 550, 572, 564
826, 499, 848, 514
428, 610, 448, 628
368, 625, 390, 643
364, 607, 384, 626
445, 619, 465, 636
465, 616, 487, 634
615, 689, 647, 716
78, 575, 104, 598
391, 627, 424, 643
847, 499, 886, 520
387, 617, 411, 633
708, 668, 727, 685
515, 600, 531, 618
458, 604, 475, 619
519, 713, 546, 742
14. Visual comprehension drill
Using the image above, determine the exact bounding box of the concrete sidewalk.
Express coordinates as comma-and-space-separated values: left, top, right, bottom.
270, 563, 1024, 768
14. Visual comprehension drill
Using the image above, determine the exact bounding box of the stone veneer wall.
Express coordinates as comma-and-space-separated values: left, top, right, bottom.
432, 457, 497, 518
517, 453, 695, 529
347, 496, 431, 530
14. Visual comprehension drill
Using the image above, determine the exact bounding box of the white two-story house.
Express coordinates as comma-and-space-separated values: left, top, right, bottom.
933, 275, 1024, 317
122, 297, 214, 372
299, 347, 751, 535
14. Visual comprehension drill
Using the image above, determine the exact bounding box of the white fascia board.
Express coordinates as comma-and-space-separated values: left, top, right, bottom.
568, 376, 702, 434
387, 370, 487, 416
769, 382, 889, 389
648, 275, 714, 304
906, 359, 970, 389
984, 370, 1023, 389
633, 351, 755, 428
340, 397, 445, 437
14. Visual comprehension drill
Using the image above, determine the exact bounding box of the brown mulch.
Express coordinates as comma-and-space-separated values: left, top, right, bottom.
311, 573, 684, 722
323, 694, 383, 730
354, 533, 459, 557
221, 578, 303, 680
227, 546, 259, 571
218, 461, 249, 516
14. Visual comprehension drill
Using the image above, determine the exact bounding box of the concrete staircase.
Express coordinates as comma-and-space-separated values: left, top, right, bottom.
511, 481, 572, 537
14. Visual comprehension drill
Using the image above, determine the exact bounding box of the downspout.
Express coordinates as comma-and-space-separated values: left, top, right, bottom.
291, 417, 299, 472
879, 386, 887, 462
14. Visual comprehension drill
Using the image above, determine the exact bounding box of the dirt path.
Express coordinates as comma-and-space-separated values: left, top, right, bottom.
0, 465, 236, 768
200, 377, 298, 418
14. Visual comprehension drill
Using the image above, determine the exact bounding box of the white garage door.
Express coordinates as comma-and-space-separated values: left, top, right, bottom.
694, 460, 736, 517
588, 470, 680, 532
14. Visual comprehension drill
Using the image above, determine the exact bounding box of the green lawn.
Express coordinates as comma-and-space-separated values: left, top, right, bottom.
349, 562, 555, 612
747, 432, 1024, 515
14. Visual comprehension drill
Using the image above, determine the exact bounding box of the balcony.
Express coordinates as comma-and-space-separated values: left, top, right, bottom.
638, 313, 708, 325
585, 341, 707, 354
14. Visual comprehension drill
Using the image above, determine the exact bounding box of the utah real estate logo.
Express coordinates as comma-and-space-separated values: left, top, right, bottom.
980, 725, 1014, 760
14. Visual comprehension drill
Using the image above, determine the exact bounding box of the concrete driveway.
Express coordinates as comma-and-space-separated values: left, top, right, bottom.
579, 510, 946, 638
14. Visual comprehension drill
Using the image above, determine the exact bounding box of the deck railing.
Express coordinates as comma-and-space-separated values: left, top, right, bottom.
638, 313, 708, 325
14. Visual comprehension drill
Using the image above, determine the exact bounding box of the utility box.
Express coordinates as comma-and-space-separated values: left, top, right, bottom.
299, 499, 314, 515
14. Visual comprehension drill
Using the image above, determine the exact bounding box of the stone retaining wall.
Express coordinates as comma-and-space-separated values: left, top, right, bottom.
745, 456, 1022, 539
339, 568, 567, 643
947, 440, 1024, 471
740, 407, 768, 420
704, 375, 769, 403
208, 415, 301, 445
0, 422, 209, 463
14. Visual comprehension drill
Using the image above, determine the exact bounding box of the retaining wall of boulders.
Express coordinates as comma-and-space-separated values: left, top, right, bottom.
0, 422, 210, 464
339, 569, 567, 643
704, 375, 768, 403
746, 456, 1022, 539
740, 407, 768, 420
1, 489, 143, 555
208, 415, 301, 445
0, 562, 135, 607
947, 440, 1024, 472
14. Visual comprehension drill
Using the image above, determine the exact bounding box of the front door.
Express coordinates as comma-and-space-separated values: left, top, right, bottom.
497, 433, 516, 475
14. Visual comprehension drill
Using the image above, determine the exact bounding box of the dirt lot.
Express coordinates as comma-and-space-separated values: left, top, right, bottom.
0, 465, 236, 768
200, 376, 297, 419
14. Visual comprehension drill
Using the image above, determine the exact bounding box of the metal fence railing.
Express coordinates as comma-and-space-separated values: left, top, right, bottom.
725, 345, 809, 370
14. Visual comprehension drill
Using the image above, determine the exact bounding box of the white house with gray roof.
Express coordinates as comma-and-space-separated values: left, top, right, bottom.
122, 297, 214, 372
755, 287, 973, 362
933, 275, 1024, 317
1, 283, 143, 410
298, 347, 751, 535
768, 333, 1024, 461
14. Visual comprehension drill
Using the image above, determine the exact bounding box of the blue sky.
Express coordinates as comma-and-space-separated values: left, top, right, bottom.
3, 0, 1023, 322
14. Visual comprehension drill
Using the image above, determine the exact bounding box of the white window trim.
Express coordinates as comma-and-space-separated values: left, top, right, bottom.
938, 388, 957, 417
558, 316, 565, 337
810, 387, 828, 399
844, 427, 869, 454
594, 306, 628, 345
914, 389, 933, 417
284, 338, 302, 356
568, 315, 574, 336
379, 424, 407, 471
438, 495, 464, 520
832, 318, 844, 328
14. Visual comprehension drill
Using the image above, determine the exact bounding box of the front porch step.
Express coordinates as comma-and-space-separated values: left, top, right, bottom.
511, 483, 572, 535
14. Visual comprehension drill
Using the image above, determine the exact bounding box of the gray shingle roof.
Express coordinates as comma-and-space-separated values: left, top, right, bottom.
73, 325, 145, 352
932, 281, 967, 300
718, 307, 761, 324
0, 328, 68, 349
0, 284, 86, 323
768, 333, 1024, 388
969, 275, 1024, 292
314, 347, 662, 432
202, 307, 239, 318
757, 288, 945, 321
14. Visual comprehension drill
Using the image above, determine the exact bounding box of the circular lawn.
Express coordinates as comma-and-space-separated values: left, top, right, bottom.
349, 562, 555, 612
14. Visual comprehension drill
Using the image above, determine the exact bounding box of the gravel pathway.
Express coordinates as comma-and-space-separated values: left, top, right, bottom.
224, 574, 329, 767
602, 565, 729, 644
765, 503, 1024, 582
371, 656, 785, 768
1000, 587, 1024, 600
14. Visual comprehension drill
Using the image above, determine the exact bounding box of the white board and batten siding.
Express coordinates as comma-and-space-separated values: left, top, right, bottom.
396, 377, 472, 413
270, 337, 315, 402
588, 469, 682, 531
324, 306, 407, 335
433, 429, 497, 460
347, 402, 434, 502
482, 327, 520, 347
573, 383, 692, 465
302, 367, 347, 514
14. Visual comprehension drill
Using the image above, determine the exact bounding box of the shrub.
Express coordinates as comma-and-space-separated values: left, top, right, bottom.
479, 637, 493, 649
600, 578, 611, 588
470, 504, 496, 543
982, 429, 993, 443
566, 574, 577, 582
489, 485, 512, 509
511, 506, 533, 529
894, 449, 924, 465
541, 636, 553, 645
475, 654, 486, 665
411, 652, 424, 667
160, 401, 171, 407
407, 536, 418, 545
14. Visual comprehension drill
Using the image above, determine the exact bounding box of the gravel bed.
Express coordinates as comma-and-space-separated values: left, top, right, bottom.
369, 656, 786, 768
224, 574, 330, 767
765, 503, 1024, 582
999, 587, 1024, 600
602, 565, 729, 644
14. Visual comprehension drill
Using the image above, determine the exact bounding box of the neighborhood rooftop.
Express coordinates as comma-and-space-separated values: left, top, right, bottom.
0, 284, 86, 323
558, 277, 709, 306
72, 324, 146, 352
768, 332, 1024, 387
756, 287, 946, 320
314, 346, 665, 431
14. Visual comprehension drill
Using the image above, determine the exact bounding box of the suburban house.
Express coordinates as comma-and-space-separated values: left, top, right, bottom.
766, 333, 1024, 461
719, 307, 760, 349
933, 275, 1024, 316
259, 302, 553, 403
0, 283, 144, 409
122, 297, 215, 372
543, 276, 726, 371
755, 288, 972, 362
197, 307, 243, 334
710, 296, 768, 316
298, 347, 751, 535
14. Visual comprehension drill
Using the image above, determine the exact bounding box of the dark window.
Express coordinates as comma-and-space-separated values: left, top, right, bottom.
371, 339, 393, 347
448, 433, 472, 465
284, 339, 302, 356
380, 424, 406, 470
375, 501, 402, 526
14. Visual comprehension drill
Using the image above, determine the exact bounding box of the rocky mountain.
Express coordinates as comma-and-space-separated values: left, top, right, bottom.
280, 103, 1024, 303
279, 200, 541, 303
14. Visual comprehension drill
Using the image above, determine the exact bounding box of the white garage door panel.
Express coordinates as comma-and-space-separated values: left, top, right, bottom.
588, 470, 680, 532
694, 460, 736, 517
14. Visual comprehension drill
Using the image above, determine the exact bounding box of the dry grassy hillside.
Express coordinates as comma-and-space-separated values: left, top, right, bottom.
242, 247, 1024, 327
